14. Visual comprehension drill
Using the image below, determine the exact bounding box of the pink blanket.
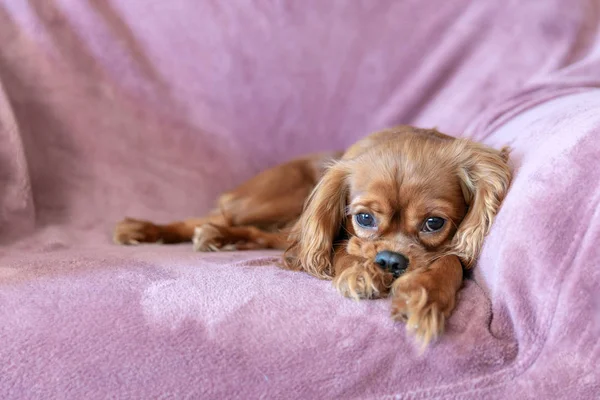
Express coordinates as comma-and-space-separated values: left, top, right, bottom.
1, 1, 599, 398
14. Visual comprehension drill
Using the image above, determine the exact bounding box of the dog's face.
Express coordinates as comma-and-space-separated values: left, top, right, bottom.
344, 138, 468, 276
286, 126, 511, 279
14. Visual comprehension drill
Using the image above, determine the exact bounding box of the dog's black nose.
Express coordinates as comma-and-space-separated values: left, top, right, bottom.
374, 251, 409, 277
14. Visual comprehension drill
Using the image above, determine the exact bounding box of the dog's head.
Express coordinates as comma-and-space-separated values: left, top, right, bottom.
284, 126, 511, 279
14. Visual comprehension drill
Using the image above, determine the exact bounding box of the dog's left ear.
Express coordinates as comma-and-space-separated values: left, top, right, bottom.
453, 142, 512, 268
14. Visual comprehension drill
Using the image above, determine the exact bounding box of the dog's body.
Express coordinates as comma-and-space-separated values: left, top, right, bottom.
115, 126, 511, 347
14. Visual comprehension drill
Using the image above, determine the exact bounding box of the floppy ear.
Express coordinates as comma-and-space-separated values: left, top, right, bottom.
283, 163, 349, 279
452, 143, 512, 268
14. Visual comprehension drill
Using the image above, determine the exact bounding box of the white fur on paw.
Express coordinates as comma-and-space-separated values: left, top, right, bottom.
193, 225, 219, 252
192, 225, 238, 252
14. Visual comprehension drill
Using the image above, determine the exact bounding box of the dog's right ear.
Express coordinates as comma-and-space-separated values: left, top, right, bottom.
283, 163, 349, 279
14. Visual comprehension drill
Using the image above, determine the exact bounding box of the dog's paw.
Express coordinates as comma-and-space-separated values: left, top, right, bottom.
334, 260, 392, 300
192, 224, 236, 252
390, 274, 456, 350
113, 218, 161, 245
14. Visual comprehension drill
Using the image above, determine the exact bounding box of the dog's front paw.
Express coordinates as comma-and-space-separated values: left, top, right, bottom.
390, 273, 457, 349
114, 218, 162, 245
333, 260, 393, 300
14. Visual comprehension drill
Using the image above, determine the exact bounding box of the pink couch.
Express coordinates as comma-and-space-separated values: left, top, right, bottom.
1, 1, 599, 398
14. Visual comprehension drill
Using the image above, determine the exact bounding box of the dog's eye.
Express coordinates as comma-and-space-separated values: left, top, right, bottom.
355, 213, 376, 228
422, 217, 445, 232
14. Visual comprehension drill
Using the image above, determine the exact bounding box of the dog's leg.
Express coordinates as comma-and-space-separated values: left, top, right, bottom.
390, 255, 463, 349
113, 213, 225, 245
192, 224, 289, 252
113, 153, 339, 245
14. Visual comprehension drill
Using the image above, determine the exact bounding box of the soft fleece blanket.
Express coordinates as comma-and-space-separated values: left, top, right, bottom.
1, 1, 599, 399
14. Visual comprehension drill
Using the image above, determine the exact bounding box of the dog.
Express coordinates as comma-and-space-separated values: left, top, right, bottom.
114, 126, 512, 348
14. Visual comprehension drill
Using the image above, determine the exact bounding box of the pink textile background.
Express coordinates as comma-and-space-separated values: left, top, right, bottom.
1, 1, 599, 398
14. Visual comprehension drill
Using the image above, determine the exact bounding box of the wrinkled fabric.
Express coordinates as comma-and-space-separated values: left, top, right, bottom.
1, 1, 599, 398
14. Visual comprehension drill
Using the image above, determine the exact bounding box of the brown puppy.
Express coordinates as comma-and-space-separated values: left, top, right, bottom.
114, 126, 511, 347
